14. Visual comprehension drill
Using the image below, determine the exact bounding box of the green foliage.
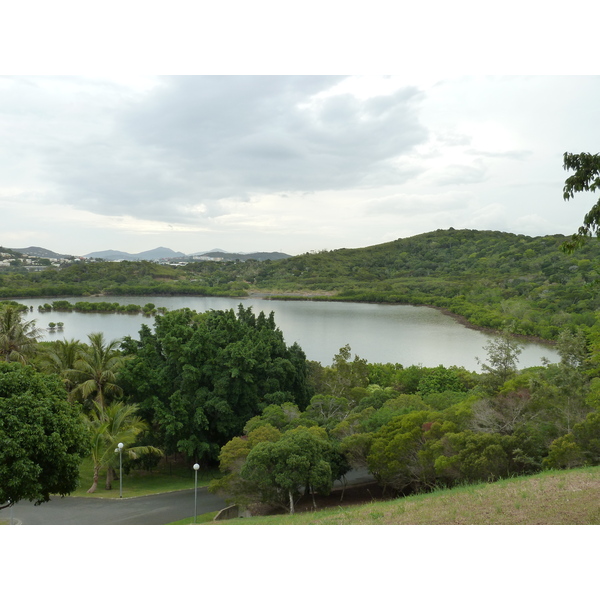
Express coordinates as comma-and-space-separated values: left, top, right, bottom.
477, 330, 524, 392
432, 431, 520, 484
543, 434, 586, 470
561, 152, 600, 252
367, 410, 451, 493
543, 410, 600, 469
240, 427, 345, 513
417, 365, 467, 396
244, 403, 302, 433
207, 323, 600, 512
0, 363, 89, 508
119, 306, 312, 463
0, 304, 42, 363
70, 332, 126, 409
82, 401, 163, 493
422, 390, 470, 411
36, 338, 82, 393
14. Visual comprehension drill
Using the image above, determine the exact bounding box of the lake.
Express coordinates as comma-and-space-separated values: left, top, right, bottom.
21, 295, 559, 371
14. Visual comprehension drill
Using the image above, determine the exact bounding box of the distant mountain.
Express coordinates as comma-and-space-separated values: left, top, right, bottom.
84, 247, 186, 261
10, 246, 73, 259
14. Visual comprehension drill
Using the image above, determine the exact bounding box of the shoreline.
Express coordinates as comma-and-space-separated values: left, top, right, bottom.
3, 290, 557, 346
246, 291, 557, 347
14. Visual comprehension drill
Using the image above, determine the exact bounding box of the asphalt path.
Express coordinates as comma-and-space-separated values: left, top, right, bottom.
8, 487, 227, 525
7, 468, 374, 525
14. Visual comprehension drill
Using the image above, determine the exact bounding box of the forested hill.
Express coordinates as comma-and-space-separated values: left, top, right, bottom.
2, 228, 600, 341
246, 228, 600, 340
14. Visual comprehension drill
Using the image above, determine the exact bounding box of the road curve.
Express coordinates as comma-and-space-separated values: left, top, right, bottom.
9, 487, 227, 525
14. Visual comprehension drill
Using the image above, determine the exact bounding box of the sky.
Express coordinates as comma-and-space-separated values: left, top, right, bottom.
2, 73, 599, 256
4, 0, 597, 591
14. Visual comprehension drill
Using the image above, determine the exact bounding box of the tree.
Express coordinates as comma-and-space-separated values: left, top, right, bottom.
37, 338, 82, 396
0, 362, 89, 510
367, 410, 454, 493
561, 152, 600, 252
119, 307, 312, 463
70, 332, 125, 409
208, 424, 283, 508
477, 330, 524, 392
432, 430, 520, 484
318, 344, 369, 398
82, 401, 163, 493
0, 304, 42, 363
543, 410, 600, 469
240, 427, 339, 514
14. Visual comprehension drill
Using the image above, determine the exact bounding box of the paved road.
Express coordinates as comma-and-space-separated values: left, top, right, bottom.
8, 487, 227, 525
7, 468, 374, 525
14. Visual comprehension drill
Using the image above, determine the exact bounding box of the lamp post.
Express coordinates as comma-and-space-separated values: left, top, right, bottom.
193, 463, 200, 524
115, 442, 124, 498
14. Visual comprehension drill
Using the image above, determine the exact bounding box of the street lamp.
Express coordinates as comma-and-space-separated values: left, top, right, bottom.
193, 463, 200, 524
114, 442, 124, 498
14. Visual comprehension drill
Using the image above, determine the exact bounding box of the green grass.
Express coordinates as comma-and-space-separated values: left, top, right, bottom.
200, 466, 600, 525
72, 456, 220, 499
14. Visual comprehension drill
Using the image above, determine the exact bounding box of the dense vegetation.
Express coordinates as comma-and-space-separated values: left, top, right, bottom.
2, 292, 600, 516
3, 223, 600, 517
204, 330, 600, 514
3, 228, 600, 341
0, 362, 89, 509
118, 306, 312, 463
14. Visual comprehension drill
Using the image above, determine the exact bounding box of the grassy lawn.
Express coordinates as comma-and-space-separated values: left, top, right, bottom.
198, 466, 600, 525
72, 456, 220, 499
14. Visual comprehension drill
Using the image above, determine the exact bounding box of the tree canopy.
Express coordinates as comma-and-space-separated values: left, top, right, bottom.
118, 305, 312, 462
0, 363, 89, 509
0, 303, 41, 363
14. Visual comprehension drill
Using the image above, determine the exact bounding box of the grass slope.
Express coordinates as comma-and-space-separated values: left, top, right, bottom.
70, 457, 219, 499
201, 466, 600, 525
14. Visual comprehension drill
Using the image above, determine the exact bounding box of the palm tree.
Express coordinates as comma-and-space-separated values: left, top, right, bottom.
37, 338, 82, 396
0, 304, 42, 363
83, 401, 164, 493
70, 332, 126, 410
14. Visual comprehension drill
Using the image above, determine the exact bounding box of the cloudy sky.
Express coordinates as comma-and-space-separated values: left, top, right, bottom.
1, 74, 598, 256
1, 0, 598, 258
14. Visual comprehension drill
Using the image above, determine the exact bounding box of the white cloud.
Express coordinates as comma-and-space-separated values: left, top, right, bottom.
1, 75, 599, 255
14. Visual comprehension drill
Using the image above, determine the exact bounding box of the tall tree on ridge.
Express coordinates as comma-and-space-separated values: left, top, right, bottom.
561, 152, 600, 253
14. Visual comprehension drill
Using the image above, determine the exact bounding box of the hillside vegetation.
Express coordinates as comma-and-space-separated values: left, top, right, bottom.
246, 228, 600, 340
207, 466, 600, 525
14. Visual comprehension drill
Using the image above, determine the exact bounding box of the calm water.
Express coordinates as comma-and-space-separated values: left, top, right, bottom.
21, 295, 559, 371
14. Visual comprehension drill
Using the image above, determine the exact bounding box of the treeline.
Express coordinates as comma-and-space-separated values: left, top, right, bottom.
36, 299, 167, 316
0, 260, 248, 298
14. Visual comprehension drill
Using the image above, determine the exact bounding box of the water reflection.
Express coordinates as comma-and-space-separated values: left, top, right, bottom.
22, 295, 559, 371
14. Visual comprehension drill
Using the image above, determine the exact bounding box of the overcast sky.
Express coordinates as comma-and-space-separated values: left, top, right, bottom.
1, 74, 598, 256
1, 0, 598, 257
